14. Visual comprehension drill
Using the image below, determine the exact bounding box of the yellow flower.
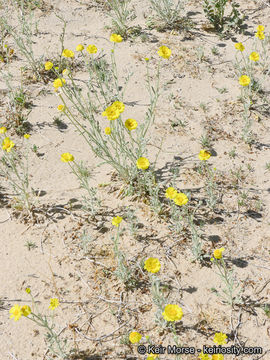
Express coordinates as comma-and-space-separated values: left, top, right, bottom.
62, 68, 70, 76
213, 332, 227, 345
125, 118, 138, 130
62, 49, 74, 58
162, 304, 183, 322
136, 157, 150, 170
112, 216, 123, 227
255, 31, 265, 40
144, 258, 161, 273
25, 288, 31, 294
0, 126, 7, 133
234, 43, 245, 51
9, 305, 22, 321
61, 152, 74, 162
110, 33, 123, 43
87, 45, 98, 54
158, 46, 171, 59
145, 57, 150, 62
257, 25, 264, 32
165, 187, 177, 199
147, 355, 158, 360
173, 193, 188, 206
53, 78, 66, 89
49, 298, 59, 310
111, 101, 125, 113
198, 149, 211, 161
45, 61, 53, 70
21, 305, 31, 317
239, 75, 250, 86
212, 355, 224, 360
2, 137, 15, 152
102, 105, 120, 121
213, 247, 225, 260
249, 51, 259, 62
76, 44, 84, 51
24, 134, 30, 139
129, 331, 142, 344
104, 127, 111, 135
199, 353, 210, 360
57, 104, 66, 112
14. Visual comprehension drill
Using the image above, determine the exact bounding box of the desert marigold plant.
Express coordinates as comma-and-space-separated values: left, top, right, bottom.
111, 215, 136, 287
54, 36, 162, 195
9, 293, 67, 358
211, 247, 242, 307
60, 153, 100, 217
0, 132, 34, 213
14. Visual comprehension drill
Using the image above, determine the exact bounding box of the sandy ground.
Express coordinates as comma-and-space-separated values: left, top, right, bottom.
0, 0, 270, 359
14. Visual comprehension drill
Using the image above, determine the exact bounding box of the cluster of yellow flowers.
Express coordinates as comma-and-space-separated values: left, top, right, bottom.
255, 24, 265, 40
9, 304, 31, 321
200, 353, 221, 358
236, 25, 266, 88
199, 332, 227, 359
9, 298, 59, 321
165, 187, 188, 206
46, 33, 124, 93
102, 101, 125, 121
